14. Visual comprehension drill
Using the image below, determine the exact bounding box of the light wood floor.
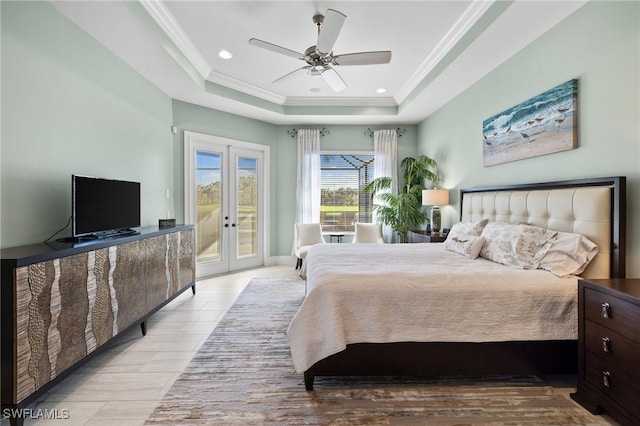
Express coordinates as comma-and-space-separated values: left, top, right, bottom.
1, 265, 618, 425
2, 266, 296, 426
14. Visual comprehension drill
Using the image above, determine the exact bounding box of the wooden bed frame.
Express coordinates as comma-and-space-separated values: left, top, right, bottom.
303, 177, 626, 391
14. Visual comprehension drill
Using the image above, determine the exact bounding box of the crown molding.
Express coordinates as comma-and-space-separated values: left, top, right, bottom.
284, 97, 397, 107
395, 0, 495, 104
139, 0, 211, 79
206, 70, 288, 105
138, 0, 408, 110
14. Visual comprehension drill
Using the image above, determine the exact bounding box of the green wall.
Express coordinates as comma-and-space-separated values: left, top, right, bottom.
1, 1, 174, 247
170, 100, 419, 257
417, 1, 640, 276
0, 0, 418, 257
8, 1, 633, 273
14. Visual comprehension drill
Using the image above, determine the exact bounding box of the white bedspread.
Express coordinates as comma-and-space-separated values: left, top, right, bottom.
287, 243, 578, 373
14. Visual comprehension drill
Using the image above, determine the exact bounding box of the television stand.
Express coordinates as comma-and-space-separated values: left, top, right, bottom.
1, 225, 195, 426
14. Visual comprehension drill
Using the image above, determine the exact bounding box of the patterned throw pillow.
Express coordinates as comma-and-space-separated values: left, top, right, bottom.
447, 219, 489, 238
479, 222, 557, 269
444, 234, 485, 259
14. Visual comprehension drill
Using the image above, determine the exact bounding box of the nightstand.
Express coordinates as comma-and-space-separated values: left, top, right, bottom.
407, 230, 447, 243
571, 278, 640, 426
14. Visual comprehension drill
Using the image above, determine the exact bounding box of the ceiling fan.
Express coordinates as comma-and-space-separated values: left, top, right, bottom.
248, 9, 391, 93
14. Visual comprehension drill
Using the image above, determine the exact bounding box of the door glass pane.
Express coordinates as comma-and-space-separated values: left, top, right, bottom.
236, 156, 257, 257
196, 151, 222, 263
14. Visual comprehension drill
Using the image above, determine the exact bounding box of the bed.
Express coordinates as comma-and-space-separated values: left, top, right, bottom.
289, 177, 626, 390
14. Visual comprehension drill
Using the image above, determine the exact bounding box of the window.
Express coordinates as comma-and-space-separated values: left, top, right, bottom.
320, 153, 375, 232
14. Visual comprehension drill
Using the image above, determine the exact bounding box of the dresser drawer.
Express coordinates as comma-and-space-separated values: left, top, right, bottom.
585, 352, 640, 420
585, 320, 640, 378
584, 287, 640, 341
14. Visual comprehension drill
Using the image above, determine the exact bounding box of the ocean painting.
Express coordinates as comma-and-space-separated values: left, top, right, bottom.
482, 79, 578, 167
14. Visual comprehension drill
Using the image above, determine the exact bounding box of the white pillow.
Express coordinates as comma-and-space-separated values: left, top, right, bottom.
479, 222, 557, 269
444, 234, 485, 259
447, 219, 489, 238
538, 231, 599, 277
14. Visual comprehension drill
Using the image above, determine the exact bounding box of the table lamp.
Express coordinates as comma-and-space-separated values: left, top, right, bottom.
422, 189, 449, 234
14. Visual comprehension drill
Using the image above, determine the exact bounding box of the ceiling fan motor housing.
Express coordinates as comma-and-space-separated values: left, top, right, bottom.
304, 46, 332, 67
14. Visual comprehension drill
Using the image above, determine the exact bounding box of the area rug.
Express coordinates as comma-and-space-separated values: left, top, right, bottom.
145, 277, 607, 425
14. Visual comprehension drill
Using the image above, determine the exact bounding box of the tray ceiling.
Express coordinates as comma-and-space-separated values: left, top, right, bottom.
51, 1, 586, 125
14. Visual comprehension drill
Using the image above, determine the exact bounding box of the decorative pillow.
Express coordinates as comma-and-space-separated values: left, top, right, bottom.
538, 231, 599, 277
444, 234, 485, 259
479, 222, 557, 269
447, 219, 489, 238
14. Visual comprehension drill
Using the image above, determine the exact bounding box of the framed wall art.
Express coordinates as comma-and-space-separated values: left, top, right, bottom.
482, 79, 578, 167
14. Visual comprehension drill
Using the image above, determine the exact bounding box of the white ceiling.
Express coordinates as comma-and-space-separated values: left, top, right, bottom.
51, 0, 587, 125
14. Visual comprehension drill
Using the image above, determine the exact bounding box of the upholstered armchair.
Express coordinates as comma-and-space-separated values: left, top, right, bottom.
352, 222, 384, 244
293, 223, 326, 269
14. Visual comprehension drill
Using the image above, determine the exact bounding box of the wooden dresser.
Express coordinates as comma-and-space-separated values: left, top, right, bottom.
571, 278, 640, 426
1, 225, 195, 426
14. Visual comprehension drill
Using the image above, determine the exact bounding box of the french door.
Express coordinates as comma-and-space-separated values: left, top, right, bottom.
184, 131, 267, 278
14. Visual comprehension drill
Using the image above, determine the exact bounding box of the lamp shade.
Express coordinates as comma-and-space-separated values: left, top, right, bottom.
422, 189, 449, 206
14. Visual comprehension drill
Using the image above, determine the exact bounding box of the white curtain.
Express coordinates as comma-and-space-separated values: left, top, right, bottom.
373, 129, 398, 242
295, 129, 321, 224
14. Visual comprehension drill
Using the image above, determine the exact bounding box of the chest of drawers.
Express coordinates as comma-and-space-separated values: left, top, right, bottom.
571, 279, 640, 426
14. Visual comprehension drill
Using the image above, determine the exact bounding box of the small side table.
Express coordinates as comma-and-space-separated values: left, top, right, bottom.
329, 233, 344, 243
407, 230, 447, 243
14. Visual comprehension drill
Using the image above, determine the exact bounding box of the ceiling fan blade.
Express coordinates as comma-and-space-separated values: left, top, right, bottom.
273, 67, 310, 84
316, 9, 346, 55
249, 38, 304, 60
321, 67, 347, 92
333, 51, 392, 66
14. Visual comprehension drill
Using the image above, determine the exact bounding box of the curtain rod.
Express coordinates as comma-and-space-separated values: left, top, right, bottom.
288, 127, 330, 138
364, 128, 406, 138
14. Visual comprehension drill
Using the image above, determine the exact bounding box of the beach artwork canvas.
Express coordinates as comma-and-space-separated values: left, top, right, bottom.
482, 79, 578, 167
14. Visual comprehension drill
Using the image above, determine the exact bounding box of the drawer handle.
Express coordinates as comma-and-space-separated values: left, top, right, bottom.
602, 337, 611, 353
601, 302, 611, 318
602, 370, 611, 388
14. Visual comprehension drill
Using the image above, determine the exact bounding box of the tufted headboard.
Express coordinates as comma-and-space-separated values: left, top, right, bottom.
460, 177, 626, 279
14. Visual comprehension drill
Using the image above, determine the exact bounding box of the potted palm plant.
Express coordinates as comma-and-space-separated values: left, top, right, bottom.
364, 155, 440, 243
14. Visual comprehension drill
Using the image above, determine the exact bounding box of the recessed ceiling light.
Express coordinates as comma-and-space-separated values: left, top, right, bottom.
376, 88, 387, 94
310, 87, 322, 93
218, 49, 233, 59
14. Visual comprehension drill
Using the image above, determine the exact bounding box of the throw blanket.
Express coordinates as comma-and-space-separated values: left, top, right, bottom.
288, 243, 577, 373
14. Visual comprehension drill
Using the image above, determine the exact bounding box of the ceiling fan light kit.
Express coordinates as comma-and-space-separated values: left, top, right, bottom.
248, 9, 391, 93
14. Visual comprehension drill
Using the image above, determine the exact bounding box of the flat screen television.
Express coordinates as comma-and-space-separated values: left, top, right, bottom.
72, 175, 141, 238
